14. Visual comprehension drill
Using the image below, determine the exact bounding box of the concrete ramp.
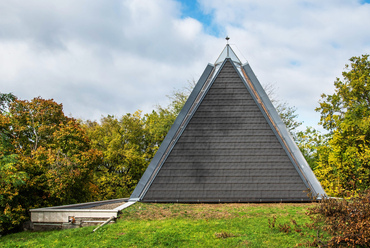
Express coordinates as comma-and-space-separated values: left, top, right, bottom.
30, 198, 135, 230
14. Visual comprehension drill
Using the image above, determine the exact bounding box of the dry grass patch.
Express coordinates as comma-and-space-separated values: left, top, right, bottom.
214, 231, 239, 239
120, 202, 317, 221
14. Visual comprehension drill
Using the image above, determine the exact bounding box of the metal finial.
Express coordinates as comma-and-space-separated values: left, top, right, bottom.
225, 36, 230, 44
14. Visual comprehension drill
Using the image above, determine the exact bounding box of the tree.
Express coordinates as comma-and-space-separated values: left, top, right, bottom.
82, 84, 191, 200
84, 111, 148, 199
276, 102, 302, 135
0, 95, 101, 234
263, 83, 303, 135
0, 93, 26, 234
145, 85, 190, 155
84, 88, 189, 200
0, 93, 16, 114
315, 54, 370, 196
295, 127, 329, 170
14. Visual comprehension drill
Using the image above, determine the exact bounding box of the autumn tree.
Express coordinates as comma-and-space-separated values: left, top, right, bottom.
83, 87, 189, 200
263, 82, 303, 136
0, 93, 16, 114
145, 87, 189, 155
295, 127, 330, 171
0, 95, 101, 234
0, 93, 27, 234
84, 111, 148, 199
315, 54, 370, 196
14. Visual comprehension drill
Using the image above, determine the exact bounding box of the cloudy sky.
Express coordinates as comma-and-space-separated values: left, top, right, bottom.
1, 0, 370, 130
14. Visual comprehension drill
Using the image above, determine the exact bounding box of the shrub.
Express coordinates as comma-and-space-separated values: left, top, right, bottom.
307, 190, 370, 247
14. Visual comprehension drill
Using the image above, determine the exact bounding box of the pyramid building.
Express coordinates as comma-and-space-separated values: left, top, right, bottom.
130, 44, 326, 203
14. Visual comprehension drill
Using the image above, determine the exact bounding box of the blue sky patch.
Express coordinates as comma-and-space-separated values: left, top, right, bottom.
330, 42, 341, 49
177, 0, 222, 37
289, 60, 301, 67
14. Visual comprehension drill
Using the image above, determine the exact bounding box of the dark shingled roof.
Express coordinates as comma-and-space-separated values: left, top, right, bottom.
130, 46, 326, 203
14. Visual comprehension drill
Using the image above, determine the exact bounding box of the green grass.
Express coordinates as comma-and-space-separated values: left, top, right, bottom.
1, 203, 319, 247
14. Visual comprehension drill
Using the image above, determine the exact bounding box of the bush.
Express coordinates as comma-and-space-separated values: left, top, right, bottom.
307, 190, 370, 247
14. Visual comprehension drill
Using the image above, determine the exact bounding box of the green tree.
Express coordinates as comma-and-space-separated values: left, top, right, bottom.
315, 54, 370, 196
0, 154, 27, 234
84, 87, 189, 200
0, 93, 27, 234
0, 96, 100, 234
263, 83, 303, 135
295, 127, 329, 170
84, 111, 148, 199
0, 93, 16, 114
276, 102, 302, 135
145, 86, 189, 154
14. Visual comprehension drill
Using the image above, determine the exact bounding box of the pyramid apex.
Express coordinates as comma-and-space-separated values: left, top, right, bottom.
215, 41, 242, 66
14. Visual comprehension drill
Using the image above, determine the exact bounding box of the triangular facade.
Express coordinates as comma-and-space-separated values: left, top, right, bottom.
130, 45, 326, 203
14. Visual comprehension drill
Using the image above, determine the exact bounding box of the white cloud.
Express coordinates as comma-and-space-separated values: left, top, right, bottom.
0, 0, 217, 121
174, 17, 203, 41
198, 0, 370, 129
0, 0, 369, 131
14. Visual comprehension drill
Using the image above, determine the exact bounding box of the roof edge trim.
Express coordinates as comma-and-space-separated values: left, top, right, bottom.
241, 63, 326, 198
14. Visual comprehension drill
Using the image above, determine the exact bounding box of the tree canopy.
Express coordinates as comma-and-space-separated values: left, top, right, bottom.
315, 54, 370, 195
83, 88, 189, 200
0, 96, 101, 234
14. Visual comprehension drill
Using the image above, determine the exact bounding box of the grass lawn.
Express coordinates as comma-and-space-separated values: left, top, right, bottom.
1, 202, 319, 247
